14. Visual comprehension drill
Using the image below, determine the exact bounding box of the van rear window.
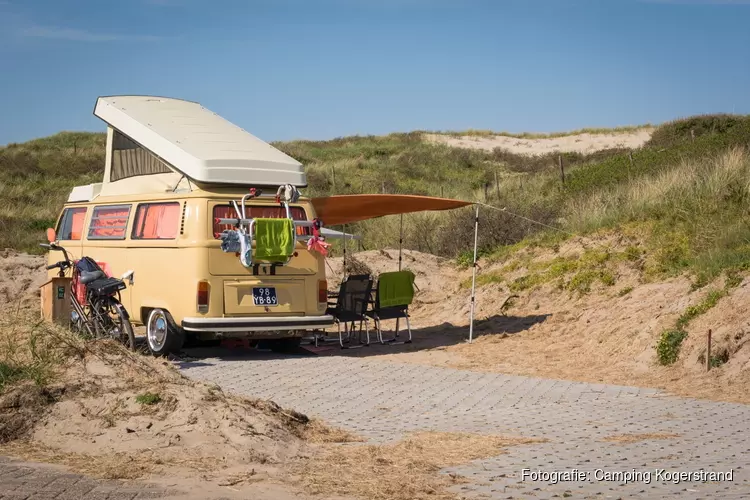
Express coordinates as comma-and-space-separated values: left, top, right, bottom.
213, 205, 310, 238
132, 202, 180, 240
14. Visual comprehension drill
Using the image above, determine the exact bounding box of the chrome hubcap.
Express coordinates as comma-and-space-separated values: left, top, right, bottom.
148, 312, 168, 350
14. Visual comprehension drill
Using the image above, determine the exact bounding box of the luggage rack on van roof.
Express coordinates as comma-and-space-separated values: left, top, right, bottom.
216, 185, 322, 269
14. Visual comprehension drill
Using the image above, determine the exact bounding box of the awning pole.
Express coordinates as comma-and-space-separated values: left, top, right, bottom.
395, 213, 404, 336
398, 213, 403, 272
469, 205, 479, 344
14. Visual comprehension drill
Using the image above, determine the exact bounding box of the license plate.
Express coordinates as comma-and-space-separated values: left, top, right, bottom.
252, 287, 278, 306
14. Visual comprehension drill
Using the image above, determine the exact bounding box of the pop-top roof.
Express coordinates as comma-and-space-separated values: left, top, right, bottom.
93, 95, 306, 187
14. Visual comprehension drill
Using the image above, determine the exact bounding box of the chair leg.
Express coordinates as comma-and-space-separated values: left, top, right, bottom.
380, 314, 411, 346
364, 317, 370, 346
375, 316, 384, 345
338, 322, 344, 348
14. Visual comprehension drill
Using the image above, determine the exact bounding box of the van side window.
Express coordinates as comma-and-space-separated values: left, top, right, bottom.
212, 205, 310, 238
88, 205, 131, 240
132, 202, 181, 240
56, 207, 87, 241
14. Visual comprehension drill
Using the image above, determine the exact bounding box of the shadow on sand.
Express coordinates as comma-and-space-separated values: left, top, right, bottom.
175, 313, 551, 369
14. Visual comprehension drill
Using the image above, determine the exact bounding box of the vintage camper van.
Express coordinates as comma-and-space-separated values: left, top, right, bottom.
48, 96, 334, 355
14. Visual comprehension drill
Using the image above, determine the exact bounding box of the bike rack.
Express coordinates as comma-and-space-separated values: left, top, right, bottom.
217, 186, 305, 268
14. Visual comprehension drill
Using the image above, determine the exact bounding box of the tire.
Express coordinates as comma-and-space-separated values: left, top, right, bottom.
109, 298, 136, 351
268, 336, 302, 353
90, 297, 136, 351
146, 308, 185, 356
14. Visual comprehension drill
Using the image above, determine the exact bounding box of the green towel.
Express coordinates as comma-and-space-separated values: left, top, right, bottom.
255, 218, 294, 262
377, 271, 415, 308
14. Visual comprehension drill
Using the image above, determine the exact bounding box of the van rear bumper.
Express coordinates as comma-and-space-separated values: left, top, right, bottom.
181, 315, 335, 332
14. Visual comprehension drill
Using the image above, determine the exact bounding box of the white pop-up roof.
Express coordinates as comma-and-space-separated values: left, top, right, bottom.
93, 95, 306, 187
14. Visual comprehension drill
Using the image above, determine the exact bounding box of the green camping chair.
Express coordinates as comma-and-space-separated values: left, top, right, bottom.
366, 270, 415, 345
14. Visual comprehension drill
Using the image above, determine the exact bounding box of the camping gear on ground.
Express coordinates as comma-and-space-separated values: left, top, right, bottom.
366, 270, 415, 345
326, 274, 373, 349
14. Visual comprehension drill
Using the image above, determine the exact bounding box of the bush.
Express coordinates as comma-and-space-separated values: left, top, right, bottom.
656, 329, 688, 365
646, 114, 750, 149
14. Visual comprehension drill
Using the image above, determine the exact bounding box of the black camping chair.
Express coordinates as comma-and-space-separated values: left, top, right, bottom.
326, 274, 373, 349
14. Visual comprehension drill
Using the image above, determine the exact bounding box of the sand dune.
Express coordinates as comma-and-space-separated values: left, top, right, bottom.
426, 128, 654, 155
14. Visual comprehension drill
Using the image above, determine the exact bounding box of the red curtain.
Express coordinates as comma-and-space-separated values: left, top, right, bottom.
213, 205, 309, 237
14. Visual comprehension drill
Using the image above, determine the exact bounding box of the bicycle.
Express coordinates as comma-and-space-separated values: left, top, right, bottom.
41, 242, 136, 351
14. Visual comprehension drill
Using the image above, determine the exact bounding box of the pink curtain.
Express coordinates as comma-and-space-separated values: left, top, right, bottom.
89, 207, 130, 238
133, 203, 180, 239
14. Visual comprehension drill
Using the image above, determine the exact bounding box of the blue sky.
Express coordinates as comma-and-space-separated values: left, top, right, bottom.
1, 0, 749, 145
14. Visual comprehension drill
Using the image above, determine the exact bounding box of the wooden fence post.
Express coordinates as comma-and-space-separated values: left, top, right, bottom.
440, 185, 444, 198
331, 166, 336, 191
706, 329, 712, 371
558, 155, 565, 186
494, 171, 500, 200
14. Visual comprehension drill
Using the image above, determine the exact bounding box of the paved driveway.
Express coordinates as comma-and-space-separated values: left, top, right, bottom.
179, 349, 750, 499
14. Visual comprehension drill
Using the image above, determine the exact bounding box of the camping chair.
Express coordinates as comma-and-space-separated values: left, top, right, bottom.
326, 274, 373, 349
366, 270, 415, 345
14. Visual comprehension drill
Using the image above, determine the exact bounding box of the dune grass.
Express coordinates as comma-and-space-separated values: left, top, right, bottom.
0, 132, 104, 252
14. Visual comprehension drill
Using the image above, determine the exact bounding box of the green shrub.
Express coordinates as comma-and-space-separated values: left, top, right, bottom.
617, 286, 633, 297
135, 392, 161, 405
676, 289, 726, 330
656, 329, 688, 365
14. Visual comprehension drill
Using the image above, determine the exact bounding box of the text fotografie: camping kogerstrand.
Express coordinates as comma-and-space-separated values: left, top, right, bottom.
521, 468, 734, 485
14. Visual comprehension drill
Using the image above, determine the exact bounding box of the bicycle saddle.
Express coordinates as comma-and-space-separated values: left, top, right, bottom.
80, 270, 106, 284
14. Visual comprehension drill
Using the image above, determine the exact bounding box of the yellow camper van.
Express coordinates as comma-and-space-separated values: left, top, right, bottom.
48, 96, 334, 355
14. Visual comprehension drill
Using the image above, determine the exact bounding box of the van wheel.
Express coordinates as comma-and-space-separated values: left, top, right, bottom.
146, 309, 184, 356
269, 337, 302, 353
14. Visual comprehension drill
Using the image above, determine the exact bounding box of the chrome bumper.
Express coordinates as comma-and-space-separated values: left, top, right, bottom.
181, 315, 335, 332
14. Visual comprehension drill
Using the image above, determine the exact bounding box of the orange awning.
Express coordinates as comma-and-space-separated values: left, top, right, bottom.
310, 194, 474, 226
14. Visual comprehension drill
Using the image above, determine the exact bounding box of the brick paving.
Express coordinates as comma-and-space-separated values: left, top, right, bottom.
3, 347, 749, 499
179, 350, 750, 499
0, 456, 182, 500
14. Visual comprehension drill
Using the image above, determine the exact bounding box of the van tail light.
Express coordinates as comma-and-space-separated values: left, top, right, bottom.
197, 280, 210, 313
318, 280, 327, 304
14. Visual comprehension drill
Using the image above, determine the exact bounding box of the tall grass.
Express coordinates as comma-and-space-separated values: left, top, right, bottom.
0, 132, 105, 252
565, 147, 750, 281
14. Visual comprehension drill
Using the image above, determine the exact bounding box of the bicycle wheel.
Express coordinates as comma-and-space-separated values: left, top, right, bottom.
93, 296, 136, 351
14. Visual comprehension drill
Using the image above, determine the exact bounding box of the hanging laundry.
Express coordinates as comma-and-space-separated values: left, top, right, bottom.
219, 230, 242, 253
307, 235, 331, 256
275, 184, 300, 204
239, 230, 253, 268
